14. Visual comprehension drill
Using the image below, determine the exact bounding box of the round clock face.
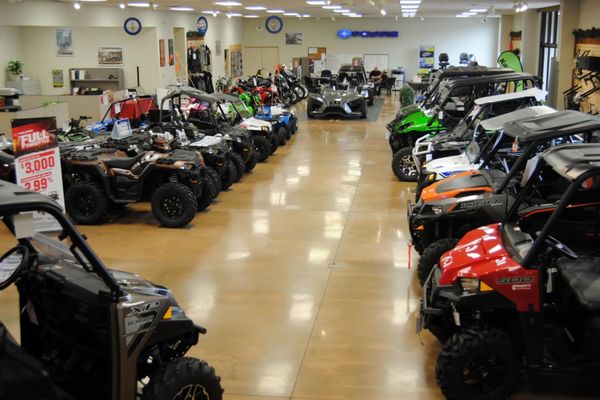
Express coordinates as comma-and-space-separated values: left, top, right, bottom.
124, 17, 142, 36
265, 16, 283, 34
196, 17, 208, 35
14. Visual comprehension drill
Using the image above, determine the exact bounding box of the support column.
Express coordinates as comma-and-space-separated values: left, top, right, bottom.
556, 0, 581, 109
521, 10, 541, 74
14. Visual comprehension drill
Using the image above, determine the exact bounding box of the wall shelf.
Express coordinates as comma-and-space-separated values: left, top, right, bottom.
69, 68, 124, 94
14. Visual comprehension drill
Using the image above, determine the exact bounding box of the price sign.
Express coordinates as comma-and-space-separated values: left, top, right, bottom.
12, 117, 64, 231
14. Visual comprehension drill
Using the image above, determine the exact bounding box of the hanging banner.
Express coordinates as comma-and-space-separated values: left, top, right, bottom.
159, 39, 166, 67
12, 117, 64, 231
418, 45, 435, 75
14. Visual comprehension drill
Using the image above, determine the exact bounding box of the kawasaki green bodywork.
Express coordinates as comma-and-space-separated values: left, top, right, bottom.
387, 109, 446, 153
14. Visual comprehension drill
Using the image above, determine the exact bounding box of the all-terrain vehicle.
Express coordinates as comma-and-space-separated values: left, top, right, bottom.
254, 104, 298, 146
61, 140, 206, 228
411, 88, 547, 181
419, 143, 600, 400
389, 72, 542, 181
0, 180, 223, 400
410, 110, 600, 285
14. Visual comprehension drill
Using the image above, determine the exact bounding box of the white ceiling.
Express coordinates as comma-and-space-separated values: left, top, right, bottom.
58, 0, 561, 18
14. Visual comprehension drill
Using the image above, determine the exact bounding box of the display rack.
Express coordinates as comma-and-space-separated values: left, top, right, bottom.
567, 37, 600, 114
69, 68, 124, 94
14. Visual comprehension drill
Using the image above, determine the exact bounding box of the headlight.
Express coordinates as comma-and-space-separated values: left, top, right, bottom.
460, 278, 480, 293
427, 173, 436, 181
261, 126, 270, 132
236, 137, 242, 143
432, 205, 443, 215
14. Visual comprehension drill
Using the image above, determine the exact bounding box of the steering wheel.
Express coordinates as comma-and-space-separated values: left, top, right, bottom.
0, 245, 30, 290
545, 235, 578, 260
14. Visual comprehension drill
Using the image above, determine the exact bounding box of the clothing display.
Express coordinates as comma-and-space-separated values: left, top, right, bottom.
187, 43, 213, 92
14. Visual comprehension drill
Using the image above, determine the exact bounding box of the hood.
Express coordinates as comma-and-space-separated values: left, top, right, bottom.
437, 223, 539, 312
240, 116, 272, 131
112, 269, 177, 301
424, 153, 479, 177
421, 170, 493, 203
321, 89, 364, 102
397, 104, 421, 119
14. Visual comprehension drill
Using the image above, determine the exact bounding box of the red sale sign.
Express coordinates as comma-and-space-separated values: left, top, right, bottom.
12, 117, 65, 230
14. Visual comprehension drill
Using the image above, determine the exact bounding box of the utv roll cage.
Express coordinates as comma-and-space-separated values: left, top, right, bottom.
504, 143, 600, 267
159, 86, 231, 128
0, 180, 123, 298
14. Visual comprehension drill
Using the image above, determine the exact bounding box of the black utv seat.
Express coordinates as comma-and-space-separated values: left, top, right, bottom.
556, 257, 600, 311
102, 153, 145, 170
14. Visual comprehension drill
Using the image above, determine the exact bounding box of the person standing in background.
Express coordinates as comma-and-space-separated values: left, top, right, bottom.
369, 66, 383, 95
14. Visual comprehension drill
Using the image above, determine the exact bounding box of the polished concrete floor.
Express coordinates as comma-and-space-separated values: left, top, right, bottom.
0, 95, 596, 399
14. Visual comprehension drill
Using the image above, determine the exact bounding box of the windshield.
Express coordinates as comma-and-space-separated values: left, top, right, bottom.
453, 105, 483, 137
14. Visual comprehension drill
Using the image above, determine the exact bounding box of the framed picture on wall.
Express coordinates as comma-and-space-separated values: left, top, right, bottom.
285, 33, 303, 45
168, 39, 174, 66
159, 39, 166, 67
98, 47, 124, 64
56, 28, 73, 56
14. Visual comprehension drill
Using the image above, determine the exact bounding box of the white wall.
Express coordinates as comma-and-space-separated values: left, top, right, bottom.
242, 17, 500, 78
0, 26, 21, 87
578, 0, 600, 29
19, 26, 157, 95
0, 1, 243, 94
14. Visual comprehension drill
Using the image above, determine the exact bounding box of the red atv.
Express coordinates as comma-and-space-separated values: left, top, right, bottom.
419, 143, 600, 400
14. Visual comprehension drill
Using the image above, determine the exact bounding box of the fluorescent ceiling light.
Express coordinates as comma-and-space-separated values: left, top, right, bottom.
402, 12, 416, 17
227, 12, 243, 16
456, 14, 468, 17
266, 9, 285, 13
306, 0, 326, 4
245, 5, 266, 10
470, 8, 487, 12
402, 5, 419, 9
244, 14, 259, 17
348, 13, 362, 17
283, 12, 299, 16
333, 8, 350, 12
323, 4, 341, 9
127, 2, 149, 7
80, 0, 107, 2
170, 6, 194, 11
214, 1, 241, 6
302, 14, 311, 17
462, 12, 476, 15
202, 9, 220, 14
400, 0, 420, 3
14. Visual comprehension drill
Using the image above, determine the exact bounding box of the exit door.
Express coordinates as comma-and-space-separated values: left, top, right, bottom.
244, 46, 279, 76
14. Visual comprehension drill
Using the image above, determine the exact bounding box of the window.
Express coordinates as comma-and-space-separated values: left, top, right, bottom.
539, 10, 560, 92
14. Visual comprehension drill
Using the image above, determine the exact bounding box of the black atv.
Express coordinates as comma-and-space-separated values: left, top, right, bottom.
419, 143, 600, 400
410, 110, 600, 285
61, 140, 206, 228
0, 180, 223, 400
158, 87, 259, 172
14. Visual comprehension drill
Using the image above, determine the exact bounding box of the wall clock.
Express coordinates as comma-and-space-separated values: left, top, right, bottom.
265, 16, 283, 34
124, 17, 142, 36
196, 16, 208, 35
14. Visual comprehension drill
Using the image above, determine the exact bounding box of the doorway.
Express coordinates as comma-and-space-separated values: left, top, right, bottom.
244, 46, 279, 76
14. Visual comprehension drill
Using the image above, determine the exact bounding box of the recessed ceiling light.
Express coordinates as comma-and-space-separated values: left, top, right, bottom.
380, 8, 386, 15
333, 8, 350, 12
266, 9, 285, 13
214, 1, 241, 6
73, 1, 81, 9
245, 5, 266, 10
322, 4, 341, 9
127, 2, 149, 7
244, 14, 259, 17
170, 6, 193, 11
306, 1, 326, 4
118, 1, 125, 8
283, 12, 299, 16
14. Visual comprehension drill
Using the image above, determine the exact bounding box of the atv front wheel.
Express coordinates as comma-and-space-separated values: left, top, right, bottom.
221, 160, 237, 191
245, 150, 258, 172
197, 176, 218, 211
392, 147, 418, 182
417, 238, 458, 286
270, 134, 279, 154
151, 183, 197, 228
230, 152, 246, 182
206, 167, 222, 194
436, 328, 519, 400
65, 181, 108, 225
142, 357, 223, 400
253, 136, 272, 162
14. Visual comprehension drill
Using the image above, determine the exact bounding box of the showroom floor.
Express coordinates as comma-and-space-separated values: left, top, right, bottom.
0, 95, 596, 399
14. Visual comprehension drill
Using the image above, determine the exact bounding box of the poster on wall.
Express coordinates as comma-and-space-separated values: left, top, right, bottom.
168, 39, 174, 66
12, 117, 64, 232
159, 39, 166, 67
98, 47, 123, 65
418, 45, 435, 75
52, 69, 64, 88
285, 33, 303, 45
56, 28, 73, 56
